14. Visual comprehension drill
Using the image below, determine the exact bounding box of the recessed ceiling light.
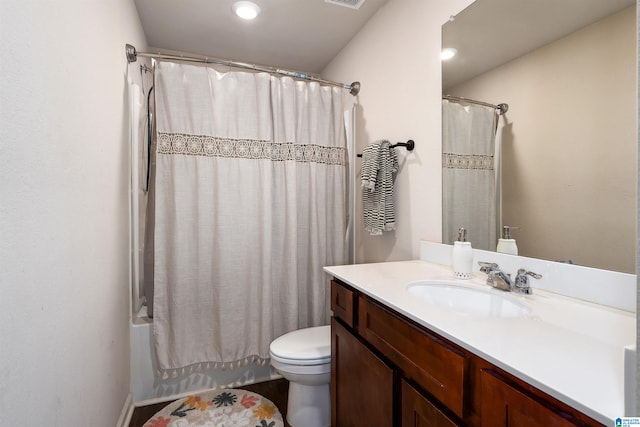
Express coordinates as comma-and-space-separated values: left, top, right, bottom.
441, 48, 458, 61
233, 1, 261, 20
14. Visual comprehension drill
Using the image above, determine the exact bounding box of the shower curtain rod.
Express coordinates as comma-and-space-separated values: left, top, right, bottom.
125, 44, 361, 96
443, 95, 509, 115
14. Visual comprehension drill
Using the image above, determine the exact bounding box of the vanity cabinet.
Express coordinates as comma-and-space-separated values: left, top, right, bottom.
330, 279, 604, 427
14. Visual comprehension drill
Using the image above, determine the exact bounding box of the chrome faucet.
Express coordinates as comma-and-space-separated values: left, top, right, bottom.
478, 262, 541, 295
478, 262, 512, 291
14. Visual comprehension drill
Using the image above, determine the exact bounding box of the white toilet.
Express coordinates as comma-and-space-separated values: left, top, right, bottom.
269, 325, 331, 427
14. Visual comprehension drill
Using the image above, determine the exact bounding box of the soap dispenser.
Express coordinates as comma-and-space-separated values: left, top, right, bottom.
452, 227, 473, 279
497, 226, 518, 255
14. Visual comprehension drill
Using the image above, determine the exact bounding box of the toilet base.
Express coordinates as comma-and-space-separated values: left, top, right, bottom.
286, 381, 330, 427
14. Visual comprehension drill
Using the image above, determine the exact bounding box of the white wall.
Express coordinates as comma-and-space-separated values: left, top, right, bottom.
322, 0, 475, 263
447, 6, 636, 273
0, 1, 146, 425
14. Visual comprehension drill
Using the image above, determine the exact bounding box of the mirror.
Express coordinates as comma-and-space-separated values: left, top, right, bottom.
442, 0, 637, 273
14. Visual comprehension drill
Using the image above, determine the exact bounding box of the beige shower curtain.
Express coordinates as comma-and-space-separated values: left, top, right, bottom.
150, 61, 351, 378
442, 99, 501, 251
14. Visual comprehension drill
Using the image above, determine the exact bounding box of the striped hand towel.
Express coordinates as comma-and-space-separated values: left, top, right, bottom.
361, 140, 398, 235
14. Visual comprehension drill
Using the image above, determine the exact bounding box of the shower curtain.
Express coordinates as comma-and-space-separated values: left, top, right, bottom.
442, 99, 502, 251
149, 61, 352, 378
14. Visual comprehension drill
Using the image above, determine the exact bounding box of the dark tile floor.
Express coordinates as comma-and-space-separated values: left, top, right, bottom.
129, 378, 291, 427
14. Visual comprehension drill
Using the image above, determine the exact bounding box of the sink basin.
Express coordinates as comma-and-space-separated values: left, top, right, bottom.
406, 280, 531, 318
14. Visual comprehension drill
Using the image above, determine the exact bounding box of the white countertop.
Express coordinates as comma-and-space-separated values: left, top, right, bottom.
324, 260, 636, 425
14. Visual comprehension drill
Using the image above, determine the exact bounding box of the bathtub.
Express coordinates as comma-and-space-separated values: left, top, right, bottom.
130, 306, 278, 405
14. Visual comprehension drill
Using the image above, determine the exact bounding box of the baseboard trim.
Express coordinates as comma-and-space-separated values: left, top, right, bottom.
117, 392, 134, 427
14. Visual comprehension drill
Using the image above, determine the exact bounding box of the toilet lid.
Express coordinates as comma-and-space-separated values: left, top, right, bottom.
270, 325, 331, 365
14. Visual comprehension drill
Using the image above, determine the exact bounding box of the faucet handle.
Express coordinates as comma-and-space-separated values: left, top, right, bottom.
516, 269, 542, 281
478, 261, 499, 274
513, 269, 542, 294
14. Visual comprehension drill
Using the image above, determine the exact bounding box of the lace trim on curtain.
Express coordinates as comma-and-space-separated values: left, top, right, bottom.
156, 355, 271, 379
158, 132, 346, 165
443, 153, 494, 170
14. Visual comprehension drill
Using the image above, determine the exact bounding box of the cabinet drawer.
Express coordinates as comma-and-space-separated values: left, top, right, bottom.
359, 296, 468, 419
331, 280, 355, 327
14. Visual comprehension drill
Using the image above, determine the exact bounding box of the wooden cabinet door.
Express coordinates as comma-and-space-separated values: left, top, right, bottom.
331, 317, 394, 427
401, 380, 460, 427
480, 369, 586, 427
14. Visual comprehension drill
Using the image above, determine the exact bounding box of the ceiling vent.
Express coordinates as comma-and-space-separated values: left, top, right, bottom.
325, 0, 366, 10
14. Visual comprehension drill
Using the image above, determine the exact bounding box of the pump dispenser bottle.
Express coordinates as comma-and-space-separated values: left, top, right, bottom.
497, 226, 518, 255
452, 227, 473, 279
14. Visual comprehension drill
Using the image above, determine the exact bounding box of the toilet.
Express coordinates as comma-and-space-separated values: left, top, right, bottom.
269, 325, 331, 427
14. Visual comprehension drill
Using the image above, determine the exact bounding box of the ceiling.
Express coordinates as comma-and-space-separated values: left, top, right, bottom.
443, 0, 636, 90
133, 0, 635, 85
133, 0, 388, 74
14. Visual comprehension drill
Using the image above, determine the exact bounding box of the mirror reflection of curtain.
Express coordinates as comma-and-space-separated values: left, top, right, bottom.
147, 61, 352, 378
442, 100, 501, 251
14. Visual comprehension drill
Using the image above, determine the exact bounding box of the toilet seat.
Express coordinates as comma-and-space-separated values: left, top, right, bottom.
270, 325, 331, 366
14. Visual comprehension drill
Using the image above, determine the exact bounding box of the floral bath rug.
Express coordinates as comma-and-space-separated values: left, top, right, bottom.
143, 389, 284, 427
